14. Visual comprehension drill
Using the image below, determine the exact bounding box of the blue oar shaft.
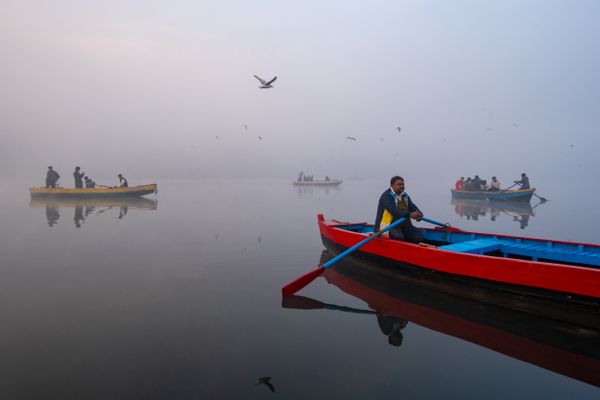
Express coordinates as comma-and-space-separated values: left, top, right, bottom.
420, 217, 447, 228
322, 217, 406, 270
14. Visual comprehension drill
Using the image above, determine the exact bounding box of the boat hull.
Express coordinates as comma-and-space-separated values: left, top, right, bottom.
318, 214, 600, 301
451, 188, 534, 201
29, 184, 157, 198
293, 179, 342, 187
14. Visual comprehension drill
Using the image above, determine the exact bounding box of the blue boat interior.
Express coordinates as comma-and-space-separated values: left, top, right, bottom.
335, 223, 600, 268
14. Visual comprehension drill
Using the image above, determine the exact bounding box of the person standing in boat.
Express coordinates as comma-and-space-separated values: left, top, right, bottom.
118, 174, 128, 188
514, 173, 530, 189
73, 166, 85, 188
45, 166, 60, 188
375, 176, 424, 243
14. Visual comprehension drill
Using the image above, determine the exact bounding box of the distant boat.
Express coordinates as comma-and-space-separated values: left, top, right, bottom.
451, 188, 534, 202
29, 184, 157, 198
293, 179, 342, 187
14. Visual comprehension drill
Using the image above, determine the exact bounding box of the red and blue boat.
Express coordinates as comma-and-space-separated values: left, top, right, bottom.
317, 214, 600, 303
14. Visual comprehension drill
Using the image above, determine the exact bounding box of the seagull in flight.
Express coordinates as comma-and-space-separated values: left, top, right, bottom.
256, 377, 275, 393
346, 136, 357, 141
258, 136, 263, 140
254, 75, 277, 89
396, 127, 402, 132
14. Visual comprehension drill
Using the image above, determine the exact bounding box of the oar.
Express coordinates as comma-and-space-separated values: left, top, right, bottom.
281, 217, 407, 297
532, 191, 548, 202
499, 183, 519, 193
420, 217, 450, 228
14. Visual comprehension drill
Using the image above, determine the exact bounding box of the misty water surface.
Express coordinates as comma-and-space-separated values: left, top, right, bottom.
0, 177, 598, 399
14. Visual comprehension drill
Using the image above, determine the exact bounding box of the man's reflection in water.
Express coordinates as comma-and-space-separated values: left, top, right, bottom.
84, 205, 95, 218
376, 313, 408, 347
118, 205, 128, 219
46, 206, 60, 227
514, 214, 530, 229
74, 206, 85, 228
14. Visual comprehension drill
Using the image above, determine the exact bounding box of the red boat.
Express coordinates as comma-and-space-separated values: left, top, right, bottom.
317, 214, 600, 303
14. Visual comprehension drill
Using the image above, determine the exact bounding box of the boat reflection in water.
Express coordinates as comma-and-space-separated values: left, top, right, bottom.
296, 185, 341, 198
283, 250, 600, 388
451, 198, 546, 229
30, 197, 158, 228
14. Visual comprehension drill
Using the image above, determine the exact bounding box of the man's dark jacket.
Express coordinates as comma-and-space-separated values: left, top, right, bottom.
374, 189, 421, 232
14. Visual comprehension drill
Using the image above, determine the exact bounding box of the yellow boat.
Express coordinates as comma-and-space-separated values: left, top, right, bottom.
29, 184, 157, 198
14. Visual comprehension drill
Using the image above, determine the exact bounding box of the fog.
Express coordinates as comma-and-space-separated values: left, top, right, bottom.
1, 0, 599, 184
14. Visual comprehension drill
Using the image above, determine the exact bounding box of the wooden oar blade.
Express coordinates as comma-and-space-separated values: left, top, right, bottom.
281, 266, 325, 297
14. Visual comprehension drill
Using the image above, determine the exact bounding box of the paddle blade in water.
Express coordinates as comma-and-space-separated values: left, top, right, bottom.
281, 266, 325, 297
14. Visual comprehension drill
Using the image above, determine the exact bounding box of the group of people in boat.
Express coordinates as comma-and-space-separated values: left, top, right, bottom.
297, 171, 331, 182
45, 166, 128, 189
454, 173, 530, 192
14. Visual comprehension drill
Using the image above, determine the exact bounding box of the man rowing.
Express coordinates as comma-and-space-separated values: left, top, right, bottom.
375, 176, 424, 243
513, 173, 530, 189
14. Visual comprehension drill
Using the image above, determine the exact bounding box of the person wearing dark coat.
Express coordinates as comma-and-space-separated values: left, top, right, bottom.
118, 174, 128, 188
45, 166, 60, 188
73, 166, 85, 188
374, 176, 424, 243
514, 173, 530, 189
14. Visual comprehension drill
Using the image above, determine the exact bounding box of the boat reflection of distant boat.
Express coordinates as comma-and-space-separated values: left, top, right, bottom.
30, 197, 157, 228
451, 198, 545, 229
283, 251, 600, 388
296, 185, 341, 198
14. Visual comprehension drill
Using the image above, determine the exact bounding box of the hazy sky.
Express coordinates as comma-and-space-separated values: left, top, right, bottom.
1, 0, 599, 182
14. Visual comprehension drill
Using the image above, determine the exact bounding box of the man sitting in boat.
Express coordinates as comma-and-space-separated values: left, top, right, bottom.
375, 176, 424, 243
514, 173, 530, 189
489, 176, 501, 191
84, 176, 96, 188
118, 174, 128, 188
45, 166, 60, 188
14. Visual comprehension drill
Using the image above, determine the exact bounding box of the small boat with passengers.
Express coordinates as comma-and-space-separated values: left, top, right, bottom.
451, 188, 535, 201
293, 179, 342, 187
317, 214, 600, 302
29, 184, 157, 199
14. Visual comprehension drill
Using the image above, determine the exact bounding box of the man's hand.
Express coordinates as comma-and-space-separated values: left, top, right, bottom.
410, 211, 423, 221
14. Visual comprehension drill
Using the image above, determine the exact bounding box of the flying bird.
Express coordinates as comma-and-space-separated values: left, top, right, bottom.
256, 377, 275, 393
512, 122, 519, 127
346, 136, 357, 141
396, 127, 401, 132
258, 136, 263, 140
253, 75, 277, 89
243, 125, 248, 130
215, 136, 220, 140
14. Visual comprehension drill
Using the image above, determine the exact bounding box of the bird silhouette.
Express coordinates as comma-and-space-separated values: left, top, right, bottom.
345, 136, 357, 141
243, 125, 248, 130
512, 122, 519, 127
253, 75, 277, 89
256, 377, 275, 393
215, 136, 220, 140
396, 127, 401, 132
258, 136, 263, 140
258, 236, 262, 243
